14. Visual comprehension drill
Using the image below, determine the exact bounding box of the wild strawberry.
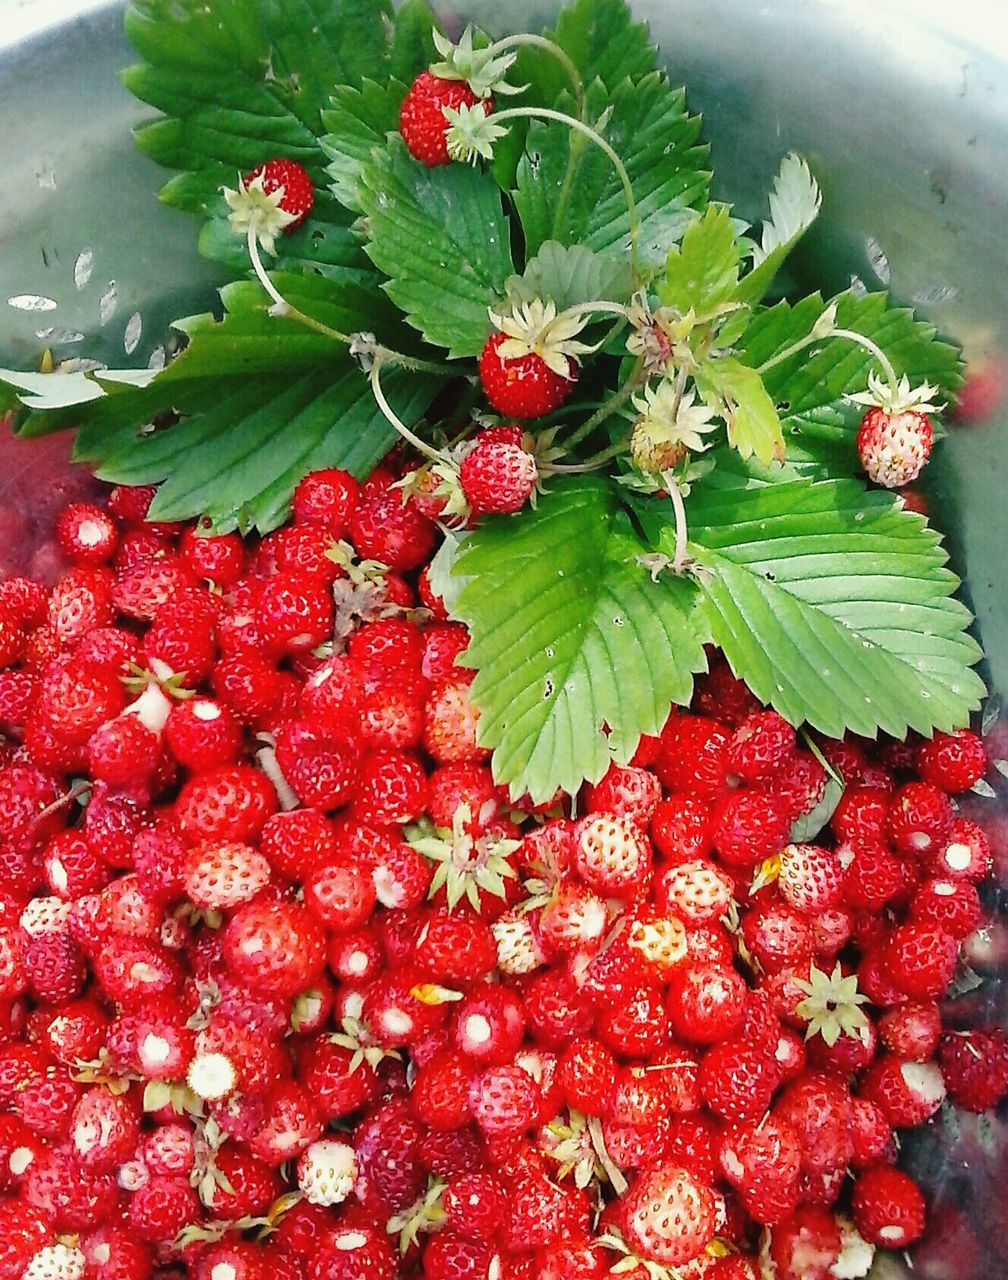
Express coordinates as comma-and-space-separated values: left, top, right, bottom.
857, 405, 932, 488
222, 898, 325, 998
294, 1137, 356, 1206
775, 1073, 853, 1174
768, 1206, 842, 1280
626, 912, 688, 979
479, 331, 577, 421
423, 673, 488, 765
710, 787, 790, 867
174, 765, 277, 845
938, 1029, 1008, 1111
726, 710, 796, 781
620, 1163, 717, 1266
87, 714, 160, 786
860, 1054, 945, 1128
851, 1165, 926, 1246
917, 727, 986, 792
244, 158, 314, 230
291, 467, 359, 533
491, 910, 544, 975
595, 982, 668, 1058
930, 817, 992, 881
114, 557, 195, 621
469, 1064, 540, 1135
666, 964, 746, 1044
353, 749, 428, 826
203, 1146, 281, 1219
421, 622, 470, 680
841, 842, 905, 912
884, 780, 954, 858
55, 502, 119, 565
48, 567, 115, 642
164, 697, 243, 773
699, 1039, 779, 1124
348, 483, 436, 572
39, 660, 126, 746
459, 432, 538, 514
909, 876, 981, 938
70, 1087, 138, 1173
24, 932, 87, 1003
886, 921, 958, 998
650, 795, 712, 863
127, 1173, 199, 1242
400, 70, 486, 167
297, 1039, 381, 1122
260, 809, 336, 880
654, 714, 731, 797
573, 813, 652, 898
451, 985, 525, 1066
655, 858, 734, 925
183, 840, 271, 911
877, 1001, 942, 1061
310, 1225, 398, 1280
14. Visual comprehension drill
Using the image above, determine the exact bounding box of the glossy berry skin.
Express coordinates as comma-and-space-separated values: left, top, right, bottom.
479, 333, 576, 420
851, 1165, 926, 1247
856, 406, 932, 488
399, 70, 485, 166
246, 158, 314, 228
620, 1163, 717, 1266
939, 1029, 1008, 1111
916, 728, 986, 793
459, 436, 538, 515
292, 467, 359, 535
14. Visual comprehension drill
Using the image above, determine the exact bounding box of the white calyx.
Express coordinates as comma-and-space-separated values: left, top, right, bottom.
488, 298, 597, 376
297, 1139, 358, 1206
443, 101, 508, 165
430, 26, 523, 98
222, 171, 297, 255
186, 1052, 237, 1102
848, 369, 943, 416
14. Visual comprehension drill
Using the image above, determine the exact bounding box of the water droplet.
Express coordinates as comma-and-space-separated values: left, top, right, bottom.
865, 236, 891, 285
775, 684, 784, 693
34, 327, 84, 343
99, 282, 118, 325
74, 249, 94, 291
123, 312, 143, 356
854, 512, 865, 522
822, 668, 830, 677
35, 159, 56, 191
921, 690, 931, 699
7, 294, 57, 312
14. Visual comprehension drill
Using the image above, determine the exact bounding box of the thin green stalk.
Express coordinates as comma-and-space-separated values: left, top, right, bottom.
563, 358, 646, 451
488, 33, 585, 115
247, 228, 350, 343
491, 106, 640, 284
369, 360, 442, 462
666, 474, 690, 573
758, 322, 900, 398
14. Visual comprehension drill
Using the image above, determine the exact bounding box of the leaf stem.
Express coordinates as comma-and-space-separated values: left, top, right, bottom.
543, 440, 625, 473
757, 321, 900, 399
487, 34, 585, 115
563, 358, 646, 451
246, 228, 350, 344
491, 106, 640, 284
369, 360, 442, 462
665, 473, 690, 574
830, 327, 900, 398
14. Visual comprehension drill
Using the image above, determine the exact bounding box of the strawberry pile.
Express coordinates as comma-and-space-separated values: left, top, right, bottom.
0, 456, 1000, 1280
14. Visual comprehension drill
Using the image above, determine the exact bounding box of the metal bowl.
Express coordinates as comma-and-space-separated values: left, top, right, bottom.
1, 3, 1006, 1276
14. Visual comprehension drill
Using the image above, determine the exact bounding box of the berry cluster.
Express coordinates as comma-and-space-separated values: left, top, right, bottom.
0, 451, 1000, 1280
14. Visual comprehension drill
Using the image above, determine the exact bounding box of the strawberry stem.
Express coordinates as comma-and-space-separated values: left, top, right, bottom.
246, 226, 351, 344
757, 320, 900, 400
486, 34, 585, 115
665, 472, 691, 574
562, 357, 645, 451
489, 107, 640, 283
369, 359, 443, 462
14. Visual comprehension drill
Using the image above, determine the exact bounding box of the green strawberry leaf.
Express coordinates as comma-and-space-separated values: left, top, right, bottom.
9, 280, 441, 532
658, 205, 742, 319
740, 290, 964, 415
123, 0, 397, 213
321, 78, 410, 213
513, 72, 709, 270
683, 476, 985, 740
357, 138, 515, 358
74, 360, 433, 534
695, 356, 785, 466
451, 476, 709, 802
735, 154, 822, 307
506, 242, 634, 311
789, 773, 844, 842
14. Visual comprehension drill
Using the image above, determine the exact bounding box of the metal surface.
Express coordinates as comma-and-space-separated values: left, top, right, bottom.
1, 2, 1007, 1275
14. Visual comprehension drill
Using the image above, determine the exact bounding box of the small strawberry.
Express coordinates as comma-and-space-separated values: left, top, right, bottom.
619, 1163, 717, 1266
859, 1054, 946, 1128
573, 813, 652, 898
400, 70, 487, 167
916, 727, 986, 792
222, 898, 326, 999
938, 1029, 1008, 1112
127, 1173, 200, 1242
857, 405, 933, 488
479, 299, 595, 420
243, 158, 314, 231
850, 1165, 926, 1246
459, 431, 538, 515
296, 1138, 357, 1206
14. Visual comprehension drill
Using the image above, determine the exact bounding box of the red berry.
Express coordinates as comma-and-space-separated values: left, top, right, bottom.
399, 70, 486, 167
479, 332, 577, 420
851, 1164, 926, 1246
245, 158, 314, 228
857, 405, 932, 488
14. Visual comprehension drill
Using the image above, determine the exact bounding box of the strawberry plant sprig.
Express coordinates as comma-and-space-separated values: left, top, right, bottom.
0, 0, 983, 804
